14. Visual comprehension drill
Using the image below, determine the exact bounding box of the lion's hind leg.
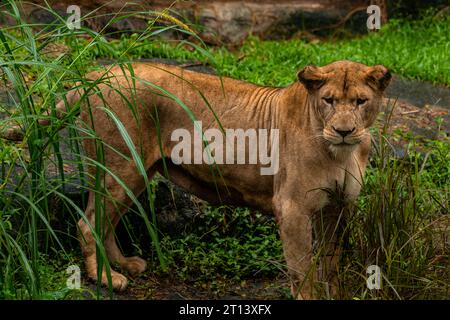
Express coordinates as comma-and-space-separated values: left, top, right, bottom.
78, 161, 155, 291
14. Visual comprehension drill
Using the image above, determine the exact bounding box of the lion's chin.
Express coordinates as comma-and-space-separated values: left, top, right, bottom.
328, 142, 358, 159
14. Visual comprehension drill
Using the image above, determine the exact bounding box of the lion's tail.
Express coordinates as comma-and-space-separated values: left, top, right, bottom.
0, 89, 82, 141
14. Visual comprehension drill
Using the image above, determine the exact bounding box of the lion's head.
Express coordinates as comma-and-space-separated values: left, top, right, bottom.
297, 60, 391, 152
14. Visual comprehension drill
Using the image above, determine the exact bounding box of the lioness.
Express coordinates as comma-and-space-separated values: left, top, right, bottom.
2, 60, 391, 299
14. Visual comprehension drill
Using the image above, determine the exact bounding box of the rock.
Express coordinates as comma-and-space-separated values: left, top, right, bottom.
187, 1, 365, 44
152, 176, 206, 235
386, 76, 450, 110
97, 58, 217, 75
378, 98, 450, 149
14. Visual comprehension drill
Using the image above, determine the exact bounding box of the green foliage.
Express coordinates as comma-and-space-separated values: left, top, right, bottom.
340, 129, 449, 299
0, 253, 90, 300
159, 207, 282, 281
0, 0, 201, 299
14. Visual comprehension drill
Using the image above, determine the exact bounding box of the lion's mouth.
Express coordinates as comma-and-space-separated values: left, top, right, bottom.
334, 141, 355, 146
323, 129, 361, 146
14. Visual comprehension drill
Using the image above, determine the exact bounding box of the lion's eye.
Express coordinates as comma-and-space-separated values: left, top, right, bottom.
323, 97, 333, 105
357, 98, 368, 106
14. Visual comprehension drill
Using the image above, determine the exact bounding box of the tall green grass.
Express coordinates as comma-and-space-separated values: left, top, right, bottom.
0, 0, 210, 299
337, 108, 449, 299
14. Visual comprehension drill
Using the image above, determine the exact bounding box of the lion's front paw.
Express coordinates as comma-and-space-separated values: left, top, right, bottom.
90, 269, 129, 291
108, 271, 128, 291
120, 256, 147, 275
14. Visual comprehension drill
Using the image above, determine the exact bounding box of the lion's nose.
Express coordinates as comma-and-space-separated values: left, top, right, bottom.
333, 127, 355, 138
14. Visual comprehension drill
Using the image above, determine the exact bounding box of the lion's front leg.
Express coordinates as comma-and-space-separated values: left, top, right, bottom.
274, 199, 316, 300
312, 207, 344, 299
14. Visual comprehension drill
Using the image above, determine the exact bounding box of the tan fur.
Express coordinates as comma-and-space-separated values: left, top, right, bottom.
1, 60, 391, 299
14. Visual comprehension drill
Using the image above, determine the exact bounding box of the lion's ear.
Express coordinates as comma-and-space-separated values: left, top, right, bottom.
366, 65, 392, 91
297, 65, 326, 91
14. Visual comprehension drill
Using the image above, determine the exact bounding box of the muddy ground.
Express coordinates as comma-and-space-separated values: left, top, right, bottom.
83, 276, 290, 300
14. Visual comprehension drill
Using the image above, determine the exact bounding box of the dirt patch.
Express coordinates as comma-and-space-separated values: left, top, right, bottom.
83, 274, 290, 300
378, 98, 450, 154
